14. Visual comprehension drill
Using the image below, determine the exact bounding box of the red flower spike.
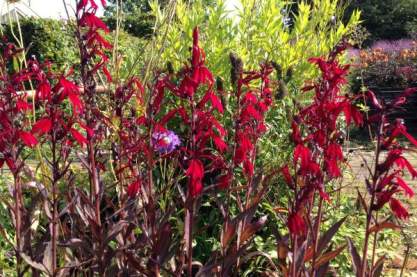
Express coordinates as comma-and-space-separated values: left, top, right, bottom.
79, 123, 94, 138
243, 159, 254, 177
190, 181, 203, 197
326, 144, 343, 161
32, 118, 52, 135
19, 131, 38, 148
326, 159, 342, 178
186, 159, 204, 180
209, 92, 223, 113
396, 157, 417, 179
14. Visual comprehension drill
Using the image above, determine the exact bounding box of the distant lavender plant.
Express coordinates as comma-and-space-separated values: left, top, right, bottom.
372, 39, 414, 52
347, 47, 360, 59
152, 130, 180, 154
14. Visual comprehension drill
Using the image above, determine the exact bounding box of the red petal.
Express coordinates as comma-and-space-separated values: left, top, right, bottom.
213, 136, 227, 152
288, 212, 306, 236
396, 176, 414, 197
102, 66, 112, 82
190, 180, 203, 197
79, 13, 109, 33
390, 198, 409, 219
68, 92, 83, 114
210, 92, 224, 113
217, 174, 231, 189
243, 159, 254, 176
32, 118, 52, 135
19, 131, 38, 148
186, 159, 204, 180
281, 165, 293, 187
127, 180, 141, 198
70, 128, 88, 146
16, 99, 32, 111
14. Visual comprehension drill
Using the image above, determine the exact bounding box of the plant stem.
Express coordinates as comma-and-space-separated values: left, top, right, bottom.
361, 116, 384, 277
51, 137, 58, 276
13, 172, 23, 277
292, 234, 298, 277
371, 212, 379, 267
400, 245, 410, 277
311, 196, 324, 277
185, 204, 194, 277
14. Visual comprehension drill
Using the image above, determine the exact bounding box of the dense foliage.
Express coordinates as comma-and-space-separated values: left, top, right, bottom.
0, 0, 416, 276
345, 0, 417, 43
2, 18, 78, 70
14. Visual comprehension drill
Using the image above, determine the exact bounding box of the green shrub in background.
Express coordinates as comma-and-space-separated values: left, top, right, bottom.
104, 0, 169, 38
1, 18, 145, 76
345, 0, 417, 44
2, 18, 78, 70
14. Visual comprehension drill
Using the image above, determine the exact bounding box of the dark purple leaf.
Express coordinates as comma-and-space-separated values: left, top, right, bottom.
317, 216, 347, 256
347, 238, 362, 275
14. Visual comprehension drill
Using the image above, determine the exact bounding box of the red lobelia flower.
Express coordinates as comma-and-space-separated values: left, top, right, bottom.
32, 118, 52, 135
288, 212, 306, 236
127, 180, 141, 198
19, 131, 38, 148
186, 159, 205, 197
389, 198, 409, 219
70, 128, 88, 147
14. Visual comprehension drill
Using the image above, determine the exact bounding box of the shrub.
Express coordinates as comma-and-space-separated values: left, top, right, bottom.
349, 40, 417, 89
345, 0, 417, 43
2, 17, 145, 76
2, 18, 78, 70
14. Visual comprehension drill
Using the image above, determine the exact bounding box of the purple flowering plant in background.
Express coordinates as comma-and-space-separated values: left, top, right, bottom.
152, 130, 181, 154
371, 39, 414, 52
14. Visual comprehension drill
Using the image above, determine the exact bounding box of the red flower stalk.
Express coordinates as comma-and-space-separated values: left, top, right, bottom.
283, 42, 362, 237
354, 84, 417, 277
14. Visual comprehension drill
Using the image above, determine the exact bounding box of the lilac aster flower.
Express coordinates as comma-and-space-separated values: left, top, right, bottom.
152, 130, 180, 154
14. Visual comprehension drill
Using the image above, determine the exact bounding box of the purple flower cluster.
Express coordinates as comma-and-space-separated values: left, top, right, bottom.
371, 39, 414, 53
152, 130, 180, 154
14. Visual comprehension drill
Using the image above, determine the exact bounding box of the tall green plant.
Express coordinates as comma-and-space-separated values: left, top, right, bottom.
149, 0, 360, 88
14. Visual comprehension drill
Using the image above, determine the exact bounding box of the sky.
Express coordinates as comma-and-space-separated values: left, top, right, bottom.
0, 0, 240, 20
0, 0, 104, 19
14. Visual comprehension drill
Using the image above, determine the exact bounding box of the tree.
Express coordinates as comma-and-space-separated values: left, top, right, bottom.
345, 0, 417, 43
104, 0, 168, 38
